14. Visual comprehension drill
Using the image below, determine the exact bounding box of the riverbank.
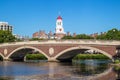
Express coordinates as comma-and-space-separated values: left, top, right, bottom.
73, 54, 110, 60
110, 63, 120, 66
25, 60, 47, 63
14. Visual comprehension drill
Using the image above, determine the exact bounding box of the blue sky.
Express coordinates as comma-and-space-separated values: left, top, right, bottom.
0, 0, 120, 37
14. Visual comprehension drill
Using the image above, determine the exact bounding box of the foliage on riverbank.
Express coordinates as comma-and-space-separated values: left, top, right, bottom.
26, 54, 47, 60
62, 28, 120, 40
73, 54, 110, 60
114, 65, 120, 71
114, 59, 120, 64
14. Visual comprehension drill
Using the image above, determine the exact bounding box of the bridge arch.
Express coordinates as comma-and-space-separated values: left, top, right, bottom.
7, 46, 50, 59
0, 53, 4, 60
55, 46, 113, 61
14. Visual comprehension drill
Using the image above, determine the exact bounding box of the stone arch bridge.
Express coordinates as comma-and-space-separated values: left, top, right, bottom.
0, 40, 120, 62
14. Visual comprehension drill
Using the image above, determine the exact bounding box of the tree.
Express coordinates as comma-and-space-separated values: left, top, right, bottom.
62, 36, 74, 39
62, 34, 93, 39
0, 30, 16, 43
106, 28, 120, 40
96, 28, 120, 40
96, 34, 106, 40
75, 34, 93, 39
62, 28, 120, 40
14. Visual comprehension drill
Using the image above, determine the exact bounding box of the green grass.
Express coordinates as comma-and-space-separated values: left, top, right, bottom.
73, 54, 110, 60
26, 54, 47, 60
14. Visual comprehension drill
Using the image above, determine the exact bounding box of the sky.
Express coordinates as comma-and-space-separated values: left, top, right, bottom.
0, 0, 120, 37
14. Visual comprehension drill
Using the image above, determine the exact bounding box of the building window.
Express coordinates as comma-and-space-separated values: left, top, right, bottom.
4, 25, 6, 30
1, 25, 3, 30
0, 25, 3, 30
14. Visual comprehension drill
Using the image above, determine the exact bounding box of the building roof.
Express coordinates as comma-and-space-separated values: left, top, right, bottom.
57, 16, 62, 20
0, 22, 8, 25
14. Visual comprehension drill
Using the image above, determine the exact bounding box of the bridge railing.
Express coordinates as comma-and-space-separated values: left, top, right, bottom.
0, 39, 120, 46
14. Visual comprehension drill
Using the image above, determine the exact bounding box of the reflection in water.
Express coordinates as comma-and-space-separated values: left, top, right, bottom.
113, 66, 120, 80
0, 60, 119, 80
72, 60, 110, 76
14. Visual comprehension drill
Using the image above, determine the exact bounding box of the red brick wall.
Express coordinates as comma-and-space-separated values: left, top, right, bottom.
0, 44, 117, 58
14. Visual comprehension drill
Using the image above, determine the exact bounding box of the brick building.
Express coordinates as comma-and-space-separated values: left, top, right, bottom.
32, 16, 66, 39
33, 30, 48, 39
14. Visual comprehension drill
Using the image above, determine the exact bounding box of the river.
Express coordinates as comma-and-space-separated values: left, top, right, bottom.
0, 60, 119, 80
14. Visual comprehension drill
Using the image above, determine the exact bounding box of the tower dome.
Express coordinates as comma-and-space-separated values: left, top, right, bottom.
57, 16, 62, 20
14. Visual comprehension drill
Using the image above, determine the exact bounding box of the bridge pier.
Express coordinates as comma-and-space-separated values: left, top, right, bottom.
48, 57, 59, 62
3, 57, 11, 61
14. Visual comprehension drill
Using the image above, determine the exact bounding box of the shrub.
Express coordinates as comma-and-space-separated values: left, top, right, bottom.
114, 66, 120, 71
114, 59, 120, 64
26, 54, 47, 60
73, 54, 110, 60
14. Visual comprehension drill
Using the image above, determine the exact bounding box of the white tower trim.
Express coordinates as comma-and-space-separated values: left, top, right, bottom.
55, 16, 65, 34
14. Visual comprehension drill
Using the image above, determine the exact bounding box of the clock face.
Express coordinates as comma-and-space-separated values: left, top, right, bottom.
59, 29, 62, 31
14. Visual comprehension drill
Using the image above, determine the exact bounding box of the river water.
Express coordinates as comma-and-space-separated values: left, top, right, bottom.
0, 60, 119, 80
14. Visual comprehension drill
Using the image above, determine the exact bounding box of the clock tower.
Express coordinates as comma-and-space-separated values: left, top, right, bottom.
55, 16, 65, 39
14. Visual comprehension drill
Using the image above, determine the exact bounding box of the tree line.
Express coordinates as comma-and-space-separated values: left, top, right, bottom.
96, 28, 120, 40
62, 28, 120, 40
0, 28, 120, 43
62, 34, 93, 39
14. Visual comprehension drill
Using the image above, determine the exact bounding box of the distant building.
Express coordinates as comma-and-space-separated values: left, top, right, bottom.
33, 30, 48, 39
32, 16, 66, 40
67, 32, 71, 36
39, 30, 48, 39
90, 32, 106, 39
90, 33, 98, 38
0, 22, 13, 32
33, 32, 39, 38
73, 33, 76, 37
55, 16, 66, 39
48, 31, 54, 39
14, 34, 23, 39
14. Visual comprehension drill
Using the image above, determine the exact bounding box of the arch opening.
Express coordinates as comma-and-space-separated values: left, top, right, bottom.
55, 46, 113, 62
0, 54, 3, 61
8, 46, 49, 61
57, 49, 88, 62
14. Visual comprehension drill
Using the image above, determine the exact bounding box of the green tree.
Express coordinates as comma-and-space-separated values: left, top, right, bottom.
62, 34, 93, 39
0, 30, 16, 43
62, 36, 73, 39
96, 34, 106, 40
96, 28, 120, 40
75, 34, 93, 39
106, 28, 120, 40
62, 28, 120, 40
